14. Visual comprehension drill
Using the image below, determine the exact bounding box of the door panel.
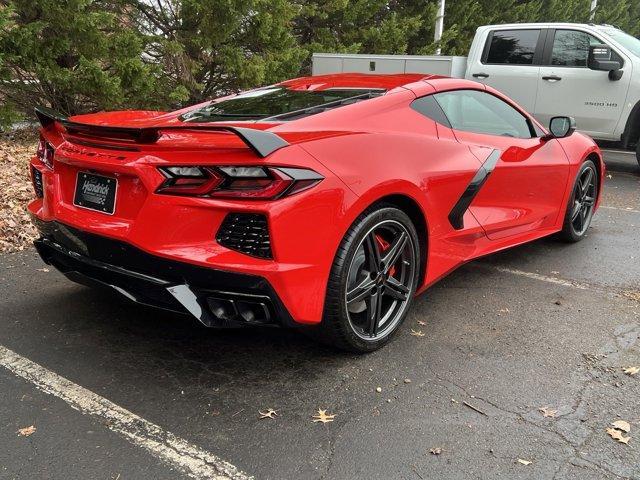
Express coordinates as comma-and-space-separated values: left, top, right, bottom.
431, 88, 570, 240
534, 29, 630, 138
460, 133, 570, 240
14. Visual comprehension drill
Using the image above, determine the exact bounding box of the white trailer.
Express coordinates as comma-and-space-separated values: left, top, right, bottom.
311, 53, 468, 78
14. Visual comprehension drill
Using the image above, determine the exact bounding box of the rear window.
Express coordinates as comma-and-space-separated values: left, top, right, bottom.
485, 29, 540, 65
181, 87, 384, 123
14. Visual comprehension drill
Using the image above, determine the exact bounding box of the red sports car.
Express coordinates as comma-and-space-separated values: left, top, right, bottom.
29, 73, 603, 352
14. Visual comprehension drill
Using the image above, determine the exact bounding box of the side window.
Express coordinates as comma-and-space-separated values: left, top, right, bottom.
410, 95, 451, 127
485, 29, 540, 65
433, 90, 533, 139
551, 30, 603, 67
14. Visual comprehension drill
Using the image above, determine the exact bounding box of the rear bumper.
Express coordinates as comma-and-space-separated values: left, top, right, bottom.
33, 220, 295, 327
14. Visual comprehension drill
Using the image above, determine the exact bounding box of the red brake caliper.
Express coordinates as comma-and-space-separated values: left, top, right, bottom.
375, 234, 397, 277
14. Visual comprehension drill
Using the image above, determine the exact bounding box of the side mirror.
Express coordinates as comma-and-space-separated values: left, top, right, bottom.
588, 45, 622, 73
547, 116, 576, 139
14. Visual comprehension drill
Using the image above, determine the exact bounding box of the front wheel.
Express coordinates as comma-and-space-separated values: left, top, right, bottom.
559, 160, 598, 242
318, 206, 420, 353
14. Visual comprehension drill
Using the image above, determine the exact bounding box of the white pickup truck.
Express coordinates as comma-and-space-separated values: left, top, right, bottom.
313, 23, 640, 166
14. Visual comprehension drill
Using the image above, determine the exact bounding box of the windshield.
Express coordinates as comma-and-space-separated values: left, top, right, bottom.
181, 87, 384, 123
601, 28, 640, 58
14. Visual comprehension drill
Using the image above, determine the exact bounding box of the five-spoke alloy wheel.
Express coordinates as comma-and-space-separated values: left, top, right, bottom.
319, 206, 420, 352
560, 160, 598, 242
345, 220, 415, 340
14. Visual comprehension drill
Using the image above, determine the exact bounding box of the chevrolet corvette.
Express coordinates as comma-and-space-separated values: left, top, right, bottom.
29, 73, 603, 352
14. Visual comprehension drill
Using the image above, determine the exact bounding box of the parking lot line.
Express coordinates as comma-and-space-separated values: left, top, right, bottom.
487, 266, 590, 289
0, 345, 252, 480
600, 205, 640, 214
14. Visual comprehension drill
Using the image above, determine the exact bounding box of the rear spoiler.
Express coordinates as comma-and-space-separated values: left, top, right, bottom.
34, 106, 289, 158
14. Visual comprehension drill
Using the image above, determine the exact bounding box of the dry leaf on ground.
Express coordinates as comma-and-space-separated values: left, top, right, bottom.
538, 406, 557, 418
611, 420, 631, 433
258, 408, 278, 419
623, 366, 639, 376
17, 425, 36, 437
606, 427, 631, 445
517, 459, 532, 466
0, 128, 39, 253
417, 320, 426, 326
429, 447, 442, 455
410, 329, 425, 337
312, 409, 336, 424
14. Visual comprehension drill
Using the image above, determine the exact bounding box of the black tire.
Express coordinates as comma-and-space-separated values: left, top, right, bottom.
636, 142, 640, 168
558, 159, 598, 242
315, 205, 420, 353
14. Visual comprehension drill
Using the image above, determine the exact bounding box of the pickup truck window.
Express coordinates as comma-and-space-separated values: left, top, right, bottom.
485, 29, 540, 65
433, 90, 533, 139
551, 30, 605, 67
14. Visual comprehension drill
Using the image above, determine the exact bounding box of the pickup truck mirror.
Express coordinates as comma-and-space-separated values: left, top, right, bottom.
547, 116, 576, 139
588, 45, 622, 73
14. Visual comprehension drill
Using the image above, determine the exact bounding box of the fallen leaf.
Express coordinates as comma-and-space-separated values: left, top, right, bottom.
517, 459, 532, 466
417, 320, 426, 326
36, 268, 49, 272
538, 406, 557, 418
623, 366, 639, 376
429, 447, 442, 455
312, 409, 336, 424
258, 408, 278, 419
17, 425, 36, 437
375, 387, 382, 393
410, 329, 425, 337
606, 427, 631, 444
611, 420, 631, 433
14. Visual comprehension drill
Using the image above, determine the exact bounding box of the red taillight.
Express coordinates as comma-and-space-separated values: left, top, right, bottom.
36, 135, 54, 168
156, 166, 323, 199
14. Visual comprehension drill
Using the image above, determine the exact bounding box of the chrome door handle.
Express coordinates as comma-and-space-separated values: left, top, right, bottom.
542, 75, 562, 81
472, 73, 490, 79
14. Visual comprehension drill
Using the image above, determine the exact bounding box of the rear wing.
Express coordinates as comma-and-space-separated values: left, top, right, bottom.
34, 106, 289, 158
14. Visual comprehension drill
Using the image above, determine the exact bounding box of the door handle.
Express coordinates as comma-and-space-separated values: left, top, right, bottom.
542, 75, 562, 81
472, 73, 490, 79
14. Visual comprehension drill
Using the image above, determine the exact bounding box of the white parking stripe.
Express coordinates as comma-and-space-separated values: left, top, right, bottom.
0, 345, 252, 480
601, 205, 640, 214
489, 266, 589, 290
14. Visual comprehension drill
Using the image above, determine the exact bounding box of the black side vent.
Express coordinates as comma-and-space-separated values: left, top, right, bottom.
216, 213, 272, 259
31, 165, 44, 198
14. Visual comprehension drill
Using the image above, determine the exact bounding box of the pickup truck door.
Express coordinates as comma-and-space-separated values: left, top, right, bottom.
534, 28, 630, 139
465, 28, 545, 112
432, 88, 570, 240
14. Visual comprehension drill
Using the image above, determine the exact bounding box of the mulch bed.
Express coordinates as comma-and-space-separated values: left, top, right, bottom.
0, 128, 39, 253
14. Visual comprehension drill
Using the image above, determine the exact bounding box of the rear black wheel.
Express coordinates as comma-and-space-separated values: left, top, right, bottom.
559, 160, 598, 242
318, 206, 420, 352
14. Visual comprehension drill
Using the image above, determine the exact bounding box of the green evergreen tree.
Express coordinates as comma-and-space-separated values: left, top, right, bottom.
0, 0, 183, 119
125, 0, 306, 105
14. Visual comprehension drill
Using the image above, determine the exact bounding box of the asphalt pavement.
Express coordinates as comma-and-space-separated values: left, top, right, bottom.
1, 151, 639, 480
